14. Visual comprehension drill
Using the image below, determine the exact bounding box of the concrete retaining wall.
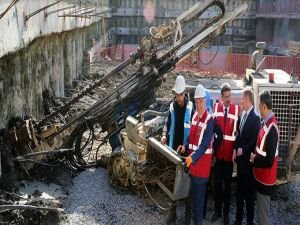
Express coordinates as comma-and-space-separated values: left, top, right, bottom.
0, 23, 100, 128
0, 0, 109, 128
0, 0, 106, 58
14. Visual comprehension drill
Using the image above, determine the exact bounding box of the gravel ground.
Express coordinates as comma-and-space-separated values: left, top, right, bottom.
61, 168, 300, 225
60, 168, 166, 225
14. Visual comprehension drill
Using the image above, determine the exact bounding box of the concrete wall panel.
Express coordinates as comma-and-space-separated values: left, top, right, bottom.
0, 23, 100, 128
0, 0, 103, 58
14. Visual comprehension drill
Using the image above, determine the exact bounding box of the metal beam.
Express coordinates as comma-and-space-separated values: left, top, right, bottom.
24, 0, 62, 21
45, 5, 76, 17
0, 0, 19, 20
65, 7, 93, 15
79, 8, 96, 15
58, 14, 91, 19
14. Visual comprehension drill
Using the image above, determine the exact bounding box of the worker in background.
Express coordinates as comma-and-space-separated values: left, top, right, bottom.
211, 83, 240, 225
232, 88, 260, 225
250, 90, 279, 225
161, 75, 193, 225
251, 42, 266, 70
178, 84, 214, 225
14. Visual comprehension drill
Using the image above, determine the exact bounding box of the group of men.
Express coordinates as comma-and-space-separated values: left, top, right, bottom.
161, 75, 279, 225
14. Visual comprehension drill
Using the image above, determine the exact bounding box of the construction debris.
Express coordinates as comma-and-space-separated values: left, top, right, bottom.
289, 40, 300, 56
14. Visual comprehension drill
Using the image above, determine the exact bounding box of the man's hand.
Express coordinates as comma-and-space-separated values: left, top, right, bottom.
185, 156, 193, 167
161, 136, 166, 145
177, 145, 185, 153
237, 148, 243, 157
232, 149, 237, 163
250, 153, 255, 163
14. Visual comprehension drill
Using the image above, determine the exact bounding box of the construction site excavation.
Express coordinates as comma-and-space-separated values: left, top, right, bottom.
0, 0, 300, 225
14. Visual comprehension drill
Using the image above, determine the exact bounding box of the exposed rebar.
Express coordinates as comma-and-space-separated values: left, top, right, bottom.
24, 0, 63, 21
13, 148, 75, 161
45, 5, 76, 17
0, 0, 19, 20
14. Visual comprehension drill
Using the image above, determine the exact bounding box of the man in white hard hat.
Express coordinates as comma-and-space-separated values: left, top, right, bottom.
161, 75, 193, 224
161, 75, 193, 150
178, 84, 214, 225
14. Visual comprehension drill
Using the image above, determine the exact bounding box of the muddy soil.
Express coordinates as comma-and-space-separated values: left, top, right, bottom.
0, 164, 70, 225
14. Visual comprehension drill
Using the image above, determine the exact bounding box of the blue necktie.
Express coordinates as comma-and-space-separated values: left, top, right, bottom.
240, 113, 247, 132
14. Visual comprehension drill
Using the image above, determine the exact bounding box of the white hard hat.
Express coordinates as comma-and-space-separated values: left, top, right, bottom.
256, 42, 266, 49
194, 84, 206, 98
173, 75, 186, 94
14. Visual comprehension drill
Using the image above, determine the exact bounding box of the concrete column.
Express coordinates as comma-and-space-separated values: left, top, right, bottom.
273, 18, 289, 46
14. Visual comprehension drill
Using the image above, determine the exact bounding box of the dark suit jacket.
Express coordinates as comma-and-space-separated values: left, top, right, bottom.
235, 107, 260, 175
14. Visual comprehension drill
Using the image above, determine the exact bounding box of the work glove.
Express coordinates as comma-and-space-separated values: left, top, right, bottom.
185, 156, 193, 168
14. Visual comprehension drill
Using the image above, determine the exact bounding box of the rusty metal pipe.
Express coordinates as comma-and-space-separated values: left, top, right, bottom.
25, 0, 62, 21
66, 7, 93, 15
58, 14, 91, 19
41, 57, 132, 136
13, 148, 75, 161
0, 0, 19, 20
79, 8, 96, 15
87, 8, 111, 17
88, 14, 104, 17
45, 5, 76, 17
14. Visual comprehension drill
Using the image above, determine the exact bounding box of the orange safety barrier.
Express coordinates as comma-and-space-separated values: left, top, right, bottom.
94, 45, 300, 77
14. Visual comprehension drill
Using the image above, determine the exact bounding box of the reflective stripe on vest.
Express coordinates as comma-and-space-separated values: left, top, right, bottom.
169, 101, 193, 149
189, 144, 212, 154
253, 115, 279, 186
169, 103, 175, 148
189, 112, 212, 153
256, 122, 279, 157
213, 103, 239, 142
184, 102, 193, 144
188, 110, 213, 178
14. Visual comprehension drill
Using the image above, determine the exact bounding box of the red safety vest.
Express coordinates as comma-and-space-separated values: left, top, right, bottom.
188, 110, 213, 178
253, 115, 279, 186
213, 102, 240, 162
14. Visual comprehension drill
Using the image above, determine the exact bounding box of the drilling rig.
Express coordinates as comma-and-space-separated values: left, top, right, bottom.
1, 0, 249, 199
